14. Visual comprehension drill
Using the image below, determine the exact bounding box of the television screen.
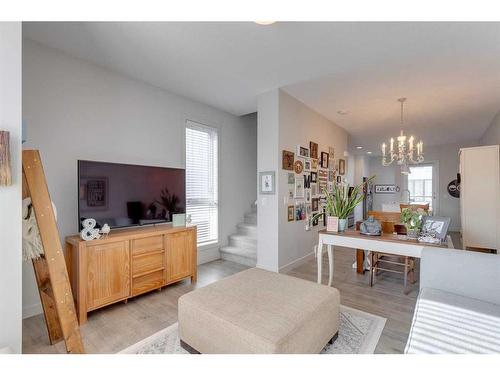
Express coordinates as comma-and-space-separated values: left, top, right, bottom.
78, 160, 185, 230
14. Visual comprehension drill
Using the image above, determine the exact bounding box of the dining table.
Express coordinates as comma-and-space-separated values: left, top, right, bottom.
316, 229, 454, 286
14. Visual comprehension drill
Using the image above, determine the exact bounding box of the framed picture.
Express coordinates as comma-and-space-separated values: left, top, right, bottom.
304, 159, 311, 172
311, 159, 318, 170
259, 171, 275, 194
311, 183, 317, 196
296, 145, 310, 158
328, 170, 334, 182
282, 150, 294, 170
375, 184, 398, 194
309, 142, 318, 159
312, 216, 319, 226
287, 173, 295, 184
336, 175, 342, 183
339, 159, 346, 175
295, 178, 305, 198
287, 205, 295, 222
306, 203, 312, 216
305, 189, 311, 203
310, 171, 317, 183
84, 177, 108, 210
312, 197, 319, 212
328, 146, 335, 160
294, 159, 304, 174
333, 159, 339, 172
295, 201, 306, 221
288, 184, 295, 199
320, 152, 329, 168
422, 216, 451, 240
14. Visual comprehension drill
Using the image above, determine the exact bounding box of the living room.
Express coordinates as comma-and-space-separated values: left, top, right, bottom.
1, 2, 500, 372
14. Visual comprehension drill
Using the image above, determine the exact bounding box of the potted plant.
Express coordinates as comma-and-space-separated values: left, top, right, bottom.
313, 177, 374, 232
155, 188, 181, 222
400, 207, 425, 238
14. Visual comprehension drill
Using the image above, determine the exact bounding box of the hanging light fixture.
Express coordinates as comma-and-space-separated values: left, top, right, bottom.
381, 98, 424, 174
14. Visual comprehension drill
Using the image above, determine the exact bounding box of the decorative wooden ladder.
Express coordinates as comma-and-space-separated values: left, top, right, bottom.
22, 150, 84, 353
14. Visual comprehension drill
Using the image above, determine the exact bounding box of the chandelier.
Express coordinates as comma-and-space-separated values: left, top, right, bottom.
381, 98, 424, 174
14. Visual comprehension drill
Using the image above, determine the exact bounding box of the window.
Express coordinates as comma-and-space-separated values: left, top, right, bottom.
186, 120, 218, 245
407, 165, 433, 208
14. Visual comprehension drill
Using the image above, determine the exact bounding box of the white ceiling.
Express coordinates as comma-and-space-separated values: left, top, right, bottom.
23, 22, 500, 153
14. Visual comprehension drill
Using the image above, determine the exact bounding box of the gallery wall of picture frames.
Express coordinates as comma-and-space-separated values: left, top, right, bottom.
282, 142, 343, 230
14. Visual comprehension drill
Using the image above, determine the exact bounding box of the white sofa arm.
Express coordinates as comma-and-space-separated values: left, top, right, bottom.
420, 248, 500, 306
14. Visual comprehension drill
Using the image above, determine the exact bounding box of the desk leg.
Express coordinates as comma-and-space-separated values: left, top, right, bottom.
356, 249, 364, 274
317, 238, 323, 284
327, 245, 334, 287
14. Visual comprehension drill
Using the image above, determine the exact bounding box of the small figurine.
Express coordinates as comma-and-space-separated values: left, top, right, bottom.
360, 216, 382, 236
100, 223, 111, 238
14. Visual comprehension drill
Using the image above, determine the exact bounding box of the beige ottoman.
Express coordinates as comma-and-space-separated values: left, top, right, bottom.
178, 268, 340, 353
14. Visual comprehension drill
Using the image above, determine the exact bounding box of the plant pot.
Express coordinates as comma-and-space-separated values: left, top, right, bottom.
406, 227, 420, 239
327, 216, 339, 232
338, 218, 348, 232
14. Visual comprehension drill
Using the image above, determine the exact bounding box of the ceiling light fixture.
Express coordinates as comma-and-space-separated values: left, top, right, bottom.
367, 151, 373, 155
254, 21, 276, 25
381, 98, 424, 175
356, 146, 363, 150
337, 110, 349, 115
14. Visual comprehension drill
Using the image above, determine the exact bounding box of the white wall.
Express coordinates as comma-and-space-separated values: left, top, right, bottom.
256, 89, 348, 272
353, 155, 370, 222
22, 39, 257, 318
369, 141, 477, 231
480, 111, 500, 146
0, 22, 22, 353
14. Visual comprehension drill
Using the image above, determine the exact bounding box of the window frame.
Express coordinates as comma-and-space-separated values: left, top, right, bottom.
185, 119, 219, 247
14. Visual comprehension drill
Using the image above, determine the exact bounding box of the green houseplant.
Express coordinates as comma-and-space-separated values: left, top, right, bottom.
400, 207, 425, 238
312, 176, 374, 232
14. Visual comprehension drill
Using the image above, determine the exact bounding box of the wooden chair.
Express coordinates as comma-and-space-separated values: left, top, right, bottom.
367, 211, 415, 291
400, 203, 430, 213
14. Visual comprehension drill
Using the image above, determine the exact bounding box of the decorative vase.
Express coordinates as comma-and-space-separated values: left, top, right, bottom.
338, 218, 348, 232
406, 227, 419, 239
327, 216, 339, 232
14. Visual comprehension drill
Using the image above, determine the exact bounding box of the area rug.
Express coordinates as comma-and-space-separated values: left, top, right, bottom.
119, 305, 386, 354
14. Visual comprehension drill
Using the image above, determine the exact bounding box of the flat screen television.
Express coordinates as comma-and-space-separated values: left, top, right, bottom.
78, 160, 185, 230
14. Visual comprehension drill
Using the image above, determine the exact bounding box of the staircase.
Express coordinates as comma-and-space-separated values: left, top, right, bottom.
220, 206, 257, 267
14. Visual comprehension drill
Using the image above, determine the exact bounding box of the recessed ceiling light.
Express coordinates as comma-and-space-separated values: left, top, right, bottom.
337, 110, 349, 115
254, 21, 276, 25
356, 146, 363, 150
367, 151, 373, 155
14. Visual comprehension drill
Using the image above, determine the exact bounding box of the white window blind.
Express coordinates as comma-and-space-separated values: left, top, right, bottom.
186, 120, 218, 245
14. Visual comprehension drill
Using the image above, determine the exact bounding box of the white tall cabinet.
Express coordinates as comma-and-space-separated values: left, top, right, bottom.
459, 145, 500, 251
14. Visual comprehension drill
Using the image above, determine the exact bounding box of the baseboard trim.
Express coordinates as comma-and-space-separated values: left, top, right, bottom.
279, 251, 315, 273
23, 302, 43, 319
197, 246, 221, 265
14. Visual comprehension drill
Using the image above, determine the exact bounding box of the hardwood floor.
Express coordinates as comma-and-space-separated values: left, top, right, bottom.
25, 237, 460, 354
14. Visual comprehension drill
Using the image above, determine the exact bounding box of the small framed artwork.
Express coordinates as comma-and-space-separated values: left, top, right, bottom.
312, 216, 319, 226
282, 150, 294, 170
296, 145, 310, 158
309, 142, 318, 159
295, 201, 306, 221
328, 146, 335, 160
304, 159, 311, 172
311, 183, 317, 196
295, 178, 305, 198
320, 152, 329, 168
336, 175, 342, 183
339, 159, 346, 175
312, 197, 319, 212
328, 170, 334, 182
259, 171, 275, 194
287, 173, 295, 184
306, 203, 312, 216
305, 189, 311, 203
375, 184, 398, 194
294, 159, 304, 174
310, 171, 317, 183
311, 159, 318, 170
288, 184, 295, 199
287, 205, 295, 222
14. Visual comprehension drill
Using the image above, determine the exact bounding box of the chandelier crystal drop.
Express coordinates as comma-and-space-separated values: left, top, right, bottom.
381, 98, 424, 174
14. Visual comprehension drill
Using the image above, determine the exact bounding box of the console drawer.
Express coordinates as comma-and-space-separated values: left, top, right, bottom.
131, 235, 163, 256
132, 251, 164, 277
132, 269, 164, 296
